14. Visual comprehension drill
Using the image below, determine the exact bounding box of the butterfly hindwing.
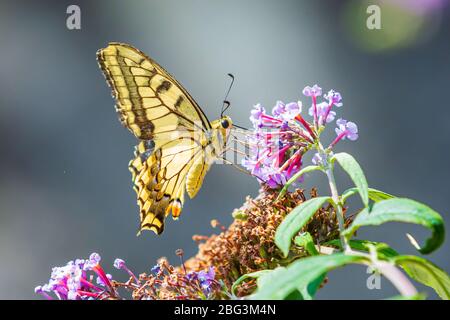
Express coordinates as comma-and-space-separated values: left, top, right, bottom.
129, 135, 207, 234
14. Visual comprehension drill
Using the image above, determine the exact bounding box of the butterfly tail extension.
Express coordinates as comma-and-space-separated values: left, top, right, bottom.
165, 199, 183, 220
129, 142, 187, 235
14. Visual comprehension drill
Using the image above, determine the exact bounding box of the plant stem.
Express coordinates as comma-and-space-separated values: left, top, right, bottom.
315, 142, 350, 252
374, 261, 418, 297
316, 245, 418, 296
324, 165, 350, 252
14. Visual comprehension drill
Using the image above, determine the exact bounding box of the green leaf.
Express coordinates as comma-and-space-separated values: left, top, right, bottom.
332, 152, 369, 207
250, 253, 367, 300
231, 270, 271, 296
394, 255, 450, 300
254, 267, 287, 289
277, 165, 321, 200
342, 187, 395, 203
294, 232, 319, 256
325, 239, 399, 259
299, 273, 327, 300
241, 266, 325, 300
275, 197, 331, 257
342, 198, 445, 254
325, 239, 450, 300
285, 290, 304, 300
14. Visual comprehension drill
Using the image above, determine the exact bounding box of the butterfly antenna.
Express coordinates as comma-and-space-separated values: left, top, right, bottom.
233, 124, 248, 131
221, 100, 231, 118
220, 73, 235, 117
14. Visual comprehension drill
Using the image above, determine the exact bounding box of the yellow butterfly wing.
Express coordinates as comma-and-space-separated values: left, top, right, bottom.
97, 42, 213, 235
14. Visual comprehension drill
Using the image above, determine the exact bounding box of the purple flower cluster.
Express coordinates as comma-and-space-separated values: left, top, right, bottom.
243, 84, 358, 188
243, 101, 305, 188
187, 267, 216, 295
35, 252, 220, 300
34, 253, 116, 300
147, 260, 220, 299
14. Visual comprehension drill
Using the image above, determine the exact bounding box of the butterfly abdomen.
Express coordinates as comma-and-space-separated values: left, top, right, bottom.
186, 154, 210, 199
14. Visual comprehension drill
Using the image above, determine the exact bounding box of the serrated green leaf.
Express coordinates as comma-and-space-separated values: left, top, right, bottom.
342, 187, 395, 203
275, 197, 331, 257
250, 253, 367, 300
278, 165, 321, 200
332, 152, 369, 207
394, 255, 450, 300
343, 198, 445, 254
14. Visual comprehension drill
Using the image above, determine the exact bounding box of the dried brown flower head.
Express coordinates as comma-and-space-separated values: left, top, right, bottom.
184, 187, 351, 297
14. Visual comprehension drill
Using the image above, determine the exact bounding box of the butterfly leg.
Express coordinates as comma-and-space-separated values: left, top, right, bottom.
218, 154, 265, 184
219, 157, 254, 176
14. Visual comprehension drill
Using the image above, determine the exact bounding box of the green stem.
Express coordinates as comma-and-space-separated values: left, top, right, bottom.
316, 142, 350, 252
373, 262, 418, 297
325, 165, 350, 252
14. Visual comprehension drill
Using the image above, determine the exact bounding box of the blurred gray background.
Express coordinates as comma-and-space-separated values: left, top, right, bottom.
0, 0, 449, 299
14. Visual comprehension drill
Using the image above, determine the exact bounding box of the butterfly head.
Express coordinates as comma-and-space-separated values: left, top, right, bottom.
212, 115, 233, 131
220, 116, 232, 129
211, 115, 233, 146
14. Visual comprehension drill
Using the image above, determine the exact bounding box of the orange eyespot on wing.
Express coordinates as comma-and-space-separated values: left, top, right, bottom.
165, 200, 183, 220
